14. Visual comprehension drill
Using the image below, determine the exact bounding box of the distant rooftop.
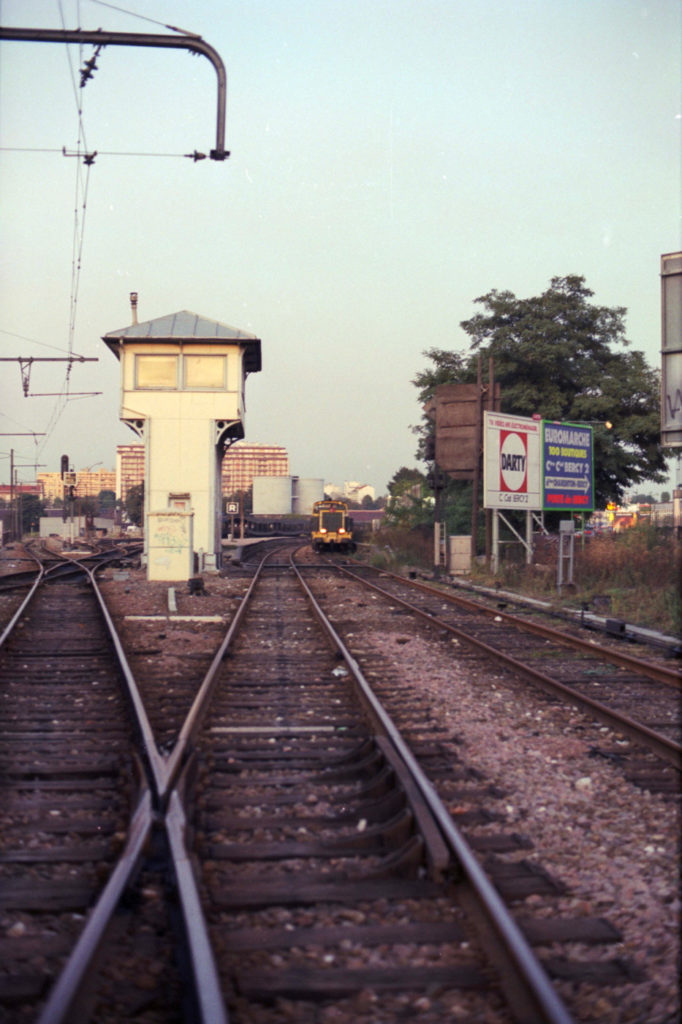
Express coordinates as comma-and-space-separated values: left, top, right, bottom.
103, 310, 261, 372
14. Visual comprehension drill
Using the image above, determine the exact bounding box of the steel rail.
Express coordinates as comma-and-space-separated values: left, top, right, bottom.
292, 554, 575, 1024
165, 791, 229, 1024
92, 560, 228, 1021
89, 562, 169, 797
0, 547, 44, 648
158, 547, 275, 797
336, 564, 682, 770
36, 790, 154, 1024
4, 547, 226, 1022
353, 564, 681, 688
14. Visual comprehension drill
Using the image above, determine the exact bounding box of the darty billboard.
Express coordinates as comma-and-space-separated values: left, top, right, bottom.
484, 413, 594, 512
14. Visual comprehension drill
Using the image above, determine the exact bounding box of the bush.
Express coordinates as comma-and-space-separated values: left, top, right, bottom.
573, 526, 681, 633
503, 526, 681, 634
364, 522, 682, 635
368, 527, 433, 572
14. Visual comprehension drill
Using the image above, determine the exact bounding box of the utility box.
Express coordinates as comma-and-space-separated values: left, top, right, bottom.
104, 305, 261, 580
448, 535, 472, 575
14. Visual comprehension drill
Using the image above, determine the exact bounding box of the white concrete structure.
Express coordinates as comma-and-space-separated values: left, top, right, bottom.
252, 476, 292, 515
252, 476, 325, 515
292, 477, 325, 514
104, 306, 261, 579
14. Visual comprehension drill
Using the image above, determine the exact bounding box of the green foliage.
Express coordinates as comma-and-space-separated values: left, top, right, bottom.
21, 494, 46, 533
630, 492, 656, 504
384, 466, 430, 529
125, 483, 144, 527
575, 527, 681, 633
76, 496, 99, 516
98, 489, 117, 511
413, 275, 669, 507
483, 524, 681, 635
369, 526, 433, 571
385, 491, 433, 530
387, 466, 426, 496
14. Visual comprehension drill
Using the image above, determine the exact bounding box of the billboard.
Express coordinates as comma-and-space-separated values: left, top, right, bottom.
542, 421, 594, 511
483, 412, 542, 509
484, 414, 595, 512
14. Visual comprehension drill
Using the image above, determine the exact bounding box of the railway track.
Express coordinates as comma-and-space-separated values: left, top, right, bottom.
171, 548, 575, 1023
319, 560, 681, 790
0, 552, 206, 1024
0, 572, 144, 1020
1, 541, 678, 1022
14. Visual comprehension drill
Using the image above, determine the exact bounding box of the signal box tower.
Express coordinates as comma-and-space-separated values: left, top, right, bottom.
104, 299, 262, 579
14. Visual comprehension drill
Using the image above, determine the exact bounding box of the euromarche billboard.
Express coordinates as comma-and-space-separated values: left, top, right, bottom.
483, 412, 542, 509
484, 413, 595, 512
542, 421, 594, 511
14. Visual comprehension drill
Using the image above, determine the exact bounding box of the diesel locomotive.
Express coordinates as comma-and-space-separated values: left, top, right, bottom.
311, 499, 355, 552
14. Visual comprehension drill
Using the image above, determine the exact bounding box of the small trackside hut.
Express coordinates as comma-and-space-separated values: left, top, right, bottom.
311, 499, 355, 552
104, 299, 261, 580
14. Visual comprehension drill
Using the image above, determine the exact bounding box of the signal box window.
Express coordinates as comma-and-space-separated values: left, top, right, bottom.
184, 355, 226, 389
135, 355, 178, 389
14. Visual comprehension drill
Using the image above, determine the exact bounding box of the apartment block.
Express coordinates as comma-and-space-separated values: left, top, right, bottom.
221, 442, 289, 495
38, 468, 116, 503
116, 441, 289, 502
116, 444, 145, 503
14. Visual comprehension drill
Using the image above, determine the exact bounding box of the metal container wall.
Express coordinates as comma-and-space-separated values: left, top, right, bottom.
252, 476, 292, 514
292, 477, 325, 514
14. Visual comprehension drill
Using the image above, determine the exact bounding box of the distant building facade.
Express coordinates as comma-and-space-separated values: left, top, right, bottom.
116, 441, 290, 503
36, 470, 115, 503
116, 444, 145, 504
221, 442, 289, 495
325, 481, 376, 503
0, 482, 44, 501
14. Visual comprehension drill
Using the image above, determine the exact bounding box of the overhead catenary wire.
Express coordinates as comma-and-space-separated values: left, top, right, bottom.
29, 0, 99, 460
1, 8, 229, 470
88, 0, 198, 36
0, 328, 90, 359
0, 146, 207, 159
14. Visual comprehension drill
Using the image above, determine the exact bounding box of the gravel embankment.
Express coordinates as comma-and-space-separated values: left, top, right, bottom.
92, 563, 682, 1023
353, 616, 680, 1024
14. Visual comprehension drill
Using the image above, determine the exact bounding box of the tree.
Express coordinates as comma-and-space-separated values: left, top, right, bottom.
413, 275, 668, 507
385, 467, 433, 528
387, 466, 426, 497
21, 494, 46, 534
98, 489, 117, 513
125, 483, 144, 526
631, 492, 656, 504
76, 495, 99, 517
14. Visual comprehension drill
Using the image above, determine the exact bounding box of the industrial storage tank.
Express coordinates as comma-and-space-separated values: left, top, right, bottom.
252, 476, 292, 515
292, 477, 325, 514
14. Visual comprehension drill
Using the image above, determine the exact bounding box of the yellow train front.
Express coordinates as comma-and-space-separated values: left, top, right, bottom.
311, 500, 356, 553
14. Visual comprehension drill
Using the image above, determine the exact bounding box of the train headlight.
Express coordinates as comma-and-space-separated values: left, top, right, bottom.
338, 528, 346, 534
319, 527, 327, 534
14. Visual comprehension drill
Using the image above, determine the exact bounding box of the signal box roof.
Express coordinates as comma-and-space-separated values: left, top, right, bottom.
103, 310, 261, 372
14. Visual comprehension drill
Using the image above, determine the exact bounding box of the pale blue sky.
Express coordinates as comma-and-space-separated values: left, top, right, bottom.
1, 0, 680, 494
